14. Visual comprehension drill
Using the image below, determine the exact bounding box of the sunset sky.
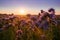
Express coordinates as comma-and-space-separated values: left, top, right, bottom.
0, 0, 60, 15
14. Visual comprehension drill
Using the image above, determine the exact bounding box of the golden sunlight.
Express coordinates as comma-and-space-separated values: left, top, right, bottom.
19, 9, 25, 15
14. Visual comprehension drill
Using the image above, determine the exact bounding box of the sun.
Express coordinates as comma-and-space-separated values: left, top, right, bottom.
20, 10, 25, 13
20, 9, 25, 15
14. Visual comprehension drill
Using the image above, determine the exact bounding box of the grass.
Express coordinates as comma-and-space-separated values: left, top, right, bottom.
0, 15, 60, 40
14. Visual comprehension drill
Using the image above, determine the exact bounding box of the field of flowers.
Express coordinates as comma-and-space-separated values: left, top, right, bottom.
0, 14, 60, 40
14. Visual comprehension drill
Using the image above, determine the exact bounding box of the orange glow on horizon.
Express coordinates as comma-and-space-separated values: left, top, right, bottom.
0, 9, 60, 15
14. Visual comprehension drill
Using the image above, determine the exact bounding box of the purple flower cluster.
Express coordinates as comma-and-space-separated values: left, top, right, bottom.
16, 29, 23, 40
30, 15, 37, 21
19, 20, 27, 27
0, 8, 57, 31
